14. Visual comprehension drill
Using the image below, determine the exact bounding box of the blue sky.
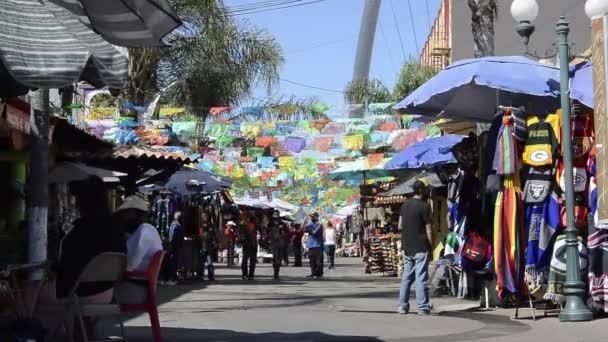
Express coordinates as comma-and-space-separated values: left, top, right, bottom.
225, 0, 442, 115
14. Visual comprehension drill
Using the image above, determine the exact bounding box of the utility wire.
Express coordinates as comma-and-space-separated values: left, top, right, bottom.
280, 78, 344, 93
388, 0, 407, 60
406, 0, 420, 56
286, 35, 356, 54
227, 0, 304, 13
378, 19, 399, 75
227, 0, 329, 16
425, 0, 432, 33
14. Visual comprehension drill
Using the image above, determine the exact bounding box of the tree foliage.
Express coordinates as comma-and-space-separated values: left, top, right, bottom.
344, 78, 393, 105
393, 59, 437, 101
126, 0, 284, 116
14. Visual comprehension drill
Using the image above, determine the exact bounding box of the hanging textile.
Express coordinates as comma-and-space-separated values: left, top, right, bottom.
367, 153, 384, 167
493, 117, 518, 176
255, 136, 277, 147
341, 135, 365, 150
314, 137, 333, 152
524, 191, 560, 297
587, 152, 608, 312
494, 176, 526, 299
544, 234, 588, 304
278, 156, 296, 172
283, 136, 306, 153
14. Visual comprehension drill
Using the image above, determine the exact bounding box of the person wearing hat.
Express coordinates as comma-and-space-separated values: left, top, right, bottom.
305, 212, 324, 279
268, 210, 287, 280
224, 220, 238, 267
397, 180, 433, 316
114, 195, 163, 304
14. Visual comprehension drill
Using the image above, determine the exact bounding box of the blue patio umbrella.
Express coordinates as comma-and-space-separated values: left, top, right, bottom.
385, 135, 464, 170
570, 62, 593, 109
394, 56, 561, 123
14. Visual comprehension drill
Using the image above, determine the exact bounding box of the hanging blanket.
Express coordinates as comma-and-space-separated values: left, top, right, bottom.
587, 155, 608, 312
524, 191, 560, 297
544, 233, 588, 304
494, 176, 526, 299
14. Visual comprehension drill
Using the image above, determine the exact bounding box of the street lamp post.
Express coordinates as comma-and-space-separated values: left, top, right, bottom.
510, 0, 593, 322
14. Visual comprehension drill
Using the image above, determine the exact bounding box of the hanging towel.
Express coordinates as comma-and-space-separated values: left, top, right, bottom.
544, 234, 588, 304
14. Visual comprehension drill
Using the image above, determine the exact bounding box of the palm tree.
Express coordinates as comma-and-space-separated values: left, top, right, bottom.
344, 78, 393, 105
126, 0, 284, 116
468, 0, 498, 57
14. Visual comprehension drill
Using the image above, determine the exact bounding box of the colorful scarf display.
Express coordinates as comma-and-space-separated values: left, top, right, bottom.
494, 176, 526, 299
493, 120, 518, 176
524, 191, 560, 297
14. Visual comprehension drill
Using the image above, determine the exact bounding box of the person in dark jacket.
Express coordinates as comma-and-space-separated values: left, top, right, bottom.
55, 177, 126, 300
268, 210, 287, 280
161, 211, 184, 285
240, 214, 258, 280
198, 212, 217, 281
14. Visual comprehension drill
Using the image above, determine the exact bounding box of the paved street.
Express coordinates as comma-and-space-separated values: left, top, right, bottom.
117, 257, 607, 342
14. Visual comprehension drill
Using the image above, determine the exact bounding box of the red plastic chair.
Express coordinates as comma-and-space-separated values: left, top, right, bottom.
120, 250, 166, 342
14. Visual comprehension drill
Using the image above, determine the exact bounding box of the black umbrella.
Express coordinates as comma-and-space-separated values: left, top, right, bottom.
164, 169, 232, 195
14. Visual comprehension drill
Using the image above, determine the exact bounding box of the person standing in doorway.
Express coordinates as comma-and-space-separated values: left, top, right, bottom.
292, 223, 304, 267
224, 221, 237, 267
268, 210, 286, 280
324, 221, 337, 269
162, 211, 184, 285
305, 213, 324, 279
240, 215, 258, 280
397, 180, 433, 316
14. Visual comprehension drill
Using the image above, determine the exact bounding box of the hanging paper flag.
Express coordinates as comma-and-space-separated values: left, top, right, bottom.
321, 122, 346, 135
256, 136, 278, 147
204, 152, 222, 161
278, 156, 296, 171
210, 106, 231, 116
341, 135, 365, 150
247, 147, 264, 158
378, 121, 398, 132
369, 131, 389, 148
367, 153, 384, 167
283, 136, 306, 153
314, 137, 334, 152
257, 156, 276, 169
241, 122, 261, 138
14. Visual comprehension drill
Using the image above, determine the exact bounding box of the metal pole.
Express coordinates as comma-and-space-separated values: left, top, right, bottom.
350, 0, 381, 118
28, 88, 50, 279
556, 17, 593, 322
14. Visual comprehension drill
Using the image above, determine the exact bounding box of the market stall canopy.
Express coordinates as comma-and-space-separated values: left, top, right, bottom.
394, 56, 561, 123
47, 0, 182, 47
385, 135, 464, 170
49, 162, 126, 183
379, 171, 444, 197
334, 204, 359, 217
164, 169, 232, 195
235, 197, 298, 217
0, 0, 128, 97
325, 158, 396, 182
570, 61, 593, 108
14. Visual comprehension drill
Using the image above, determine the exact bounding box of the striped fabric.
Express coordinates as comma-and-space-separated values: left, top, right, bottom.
0, 0, 128, 92
47, 0, 181, 47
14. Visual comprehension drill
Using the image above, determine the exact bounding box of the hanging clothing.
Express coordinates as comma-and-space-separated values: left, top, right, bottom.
544, 234, 588, 304
153, 197, 171, 239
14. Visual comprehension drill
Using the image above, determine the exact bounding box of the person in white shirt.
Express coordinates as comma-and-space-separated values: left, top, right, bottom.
324, 221, 337, 269
114, 195, 163, 304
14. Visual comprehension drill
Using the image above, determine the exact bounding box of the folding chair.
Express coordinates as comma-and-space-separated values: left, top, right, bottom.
49, 252, 127, 342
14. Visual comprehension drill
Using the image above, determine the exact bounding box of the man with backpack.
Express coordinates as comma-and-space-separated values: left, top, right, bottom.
397, 180, 433, 316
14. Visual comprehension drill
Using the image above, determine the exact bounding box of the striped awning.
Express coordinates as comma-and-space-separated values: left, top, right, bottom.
0, 0, 128, 95
48, 0, 182, 47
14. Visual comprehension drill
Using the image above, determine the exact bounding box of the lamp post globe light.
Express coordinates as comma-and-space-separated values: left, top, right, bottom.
510, 0, 594, 322
585, 0, 608, 20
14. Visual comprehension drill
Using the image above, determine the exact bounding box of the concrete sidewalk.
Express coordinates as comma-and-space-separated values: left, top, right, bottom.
115, 257, 605, 342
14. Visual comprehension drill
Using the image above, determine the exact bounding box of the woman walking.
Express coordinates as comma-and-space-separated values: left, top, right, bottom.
324, 221, 337, 269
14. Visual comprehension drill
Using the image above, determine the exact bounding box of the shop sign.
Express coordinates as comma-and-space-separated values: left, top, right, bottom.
4, 103, 30, 134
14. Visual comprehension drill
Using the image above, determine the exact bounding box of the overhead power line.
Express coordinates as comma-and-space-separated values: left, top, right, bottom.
388, 0, 407, 60
425, 0, 432, 33
227, 0, 330, 16
280, 78, 344, 93
406, 0, 420, 56
227, 0, 305, 13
